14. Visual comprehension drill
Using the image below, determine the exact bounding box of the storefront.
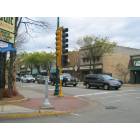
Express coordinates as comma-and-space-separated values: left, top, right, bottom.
0, 42, 16, 97
129, 55, 140, 84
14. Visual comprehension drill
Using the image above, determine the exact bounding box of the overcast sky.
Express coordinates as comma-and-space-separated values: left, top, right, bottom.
22, 17, 140, 52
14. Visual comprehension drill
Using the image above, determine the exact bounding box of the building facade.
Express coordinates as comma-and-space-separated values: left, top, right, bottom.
63, 46, 140, 83
129, 55, 140, 84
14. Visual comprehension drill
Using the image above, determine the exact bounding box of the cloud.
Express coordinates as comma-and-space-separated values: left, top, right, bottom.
21, 17, 140, 52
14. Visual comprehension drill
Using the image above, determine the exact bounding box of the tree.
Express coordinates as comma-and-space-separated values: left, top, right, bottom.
18, 52, 55, 76
68, 51, 80, 77
7, 17, 49, 97
116, 63, 129, 83
77, 35, 117, 73
40, 52, 55, 75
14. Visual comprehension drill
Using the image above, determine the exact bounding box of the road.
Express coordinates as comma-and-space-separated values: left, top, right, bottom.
1, 82, 140, 122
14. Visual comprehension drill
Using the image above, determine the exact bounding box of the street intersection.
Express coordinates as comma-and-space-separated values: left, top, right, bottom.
1, 82, 140, 122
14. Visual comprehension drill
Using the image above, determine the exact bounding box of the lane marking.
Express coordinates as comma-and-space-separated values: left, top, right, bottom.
70, 113, 80, 117
74, 89, 140, 98
48, 89, 55, 91
74, 92, 109, 97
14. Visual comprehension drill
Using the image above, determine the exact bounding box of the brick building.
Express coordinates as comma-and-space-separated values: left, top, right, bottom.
64, 46, 140, 83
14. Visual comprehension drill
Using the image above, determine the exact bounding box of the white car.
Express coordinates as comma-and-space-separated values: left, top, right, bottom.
21, 75, 35, 83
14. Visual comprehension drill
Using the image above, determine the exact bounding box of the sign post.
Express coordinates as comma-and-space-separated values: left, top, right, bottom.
41, 77, 54, 109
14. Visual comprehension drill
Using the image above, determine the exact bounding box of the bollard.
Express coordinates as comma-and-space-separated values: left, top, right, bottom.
41, 77, 54, 109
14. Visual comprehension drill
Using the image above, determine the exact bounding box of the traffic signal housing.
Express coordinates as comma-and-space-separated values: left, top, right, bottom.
56, 28, 62, 67
62, 28, 69, 67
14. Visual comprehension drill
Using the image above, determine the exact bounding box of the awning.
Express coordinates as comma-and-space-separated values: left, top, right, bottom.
0, 42, 16, 52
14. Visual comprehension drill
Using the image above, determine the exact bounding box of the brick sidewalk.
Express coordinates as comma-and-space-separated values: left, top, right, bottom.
0, 95, 89, 119
12, 95, 88, 112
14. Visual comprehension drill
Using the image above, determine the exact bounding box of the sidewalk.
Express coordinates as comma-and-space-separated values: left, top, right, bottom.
0, 92, 88, 119
123, 84, 140, 87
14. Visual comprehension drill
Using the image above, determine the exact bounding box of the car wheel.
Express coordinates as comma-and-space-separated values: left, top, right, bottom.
63, 82, 67, 87
73, 84, 77, 87
115, 87, 119, 90
104, 84, 109, 90
86, 84, 90, 89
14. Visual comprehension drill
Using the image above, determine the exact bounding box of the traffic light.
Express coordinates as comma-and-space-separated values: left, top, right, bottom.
56, 28, 62, 67
62, 28, 69, 67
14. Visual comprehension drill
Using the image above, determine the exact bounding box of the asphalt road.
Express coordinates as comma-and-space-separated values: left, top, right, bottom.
1, 82, 140, 123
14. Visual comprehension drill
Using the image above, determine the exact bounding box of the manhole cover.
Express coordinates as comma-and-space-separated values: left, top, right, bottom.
105, 106, 117, 110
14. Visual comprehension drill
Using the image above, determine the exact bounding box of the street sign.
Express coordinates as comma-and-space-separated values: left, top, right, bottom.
0, 17, 16, 33
0, 29, 15, 43
0, 17, 16, 44
0, 41, 8, 48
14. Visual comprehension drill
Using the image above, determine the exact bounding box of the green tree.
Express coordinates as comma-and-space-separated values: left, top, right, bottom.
77, 35, 117, 73
18, 52, 55, 75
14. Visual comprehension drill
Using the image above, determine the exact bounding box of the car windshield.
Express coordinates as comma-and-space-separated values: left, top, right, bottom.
63, 73, 71, 78
102, 75, 114, 80
26, 75, 33, 78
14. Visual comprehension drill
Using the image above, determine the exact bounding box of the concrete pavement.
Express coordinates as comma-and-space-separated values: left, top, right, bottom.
0, 85, 89, 120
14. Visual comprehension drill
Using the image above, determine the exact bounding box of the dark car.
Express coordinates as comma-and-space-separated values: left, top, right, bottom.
16, 75, 21, 82
83, 74, 122, 90
62, 73, 78, 87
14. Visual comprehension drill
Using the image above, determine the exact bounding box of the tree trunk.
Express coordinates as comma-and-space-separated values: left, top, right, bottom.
89, 59, 92, 74
8, 52, 15, 97
36, 66, 41, 74
92, 59, 96, 74
30, 65, 33, 75
0, 53, 7, 98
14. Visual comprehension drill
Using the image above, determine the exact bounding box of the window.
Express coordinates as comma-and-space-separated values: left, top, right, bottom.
83, 57, 89, 63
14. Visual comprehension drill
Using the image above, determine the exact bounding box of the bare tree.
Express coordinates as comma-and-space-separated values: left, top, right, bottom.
7, 17, 50, 97
68, 51, 80, 78
116, 63, 129, 83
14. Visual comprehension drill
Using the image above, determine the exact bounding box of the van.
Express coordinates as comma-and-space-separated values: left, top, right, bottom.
83, 74, 122, 90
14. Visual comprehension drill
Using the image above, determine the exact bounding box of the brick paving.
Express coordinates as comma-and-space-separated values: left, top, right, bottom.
14, 95, 88, 112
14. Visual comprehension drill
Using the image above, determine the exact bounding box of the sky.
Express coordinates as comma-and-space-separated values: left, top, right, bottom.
21, 17, 140, 53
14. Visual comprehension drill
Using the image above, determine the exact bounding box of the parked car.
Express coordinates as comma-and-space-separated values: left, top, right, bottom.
83, 74, 122, 90
49, 73, 78, 87
16, 75, 21, 82
62, 73, 78, 87
36, 75, 50, 84
21, 75, 35, 83
115, 79, 123, 85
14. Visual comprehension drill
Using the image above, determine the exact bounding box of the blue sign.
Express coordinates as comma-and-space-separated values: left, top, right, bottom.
0, 42, 16, 52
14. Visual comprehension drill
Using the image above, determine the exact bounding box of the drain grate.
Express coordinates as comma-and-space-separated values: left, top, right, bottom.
105, 106, 117, 110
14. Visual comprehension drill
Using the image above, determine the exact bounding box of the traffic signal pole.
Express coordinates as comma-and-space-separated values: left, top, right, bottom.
58, 27, 63, 97
54, 17, 68, 97
54, 18, 63, 96
54, 17, 60, 96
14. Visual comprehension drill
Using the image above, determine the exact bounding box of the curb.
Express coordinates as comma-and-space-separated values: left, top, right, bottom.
123, 84, 140, 87
0, 110, 70, 119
